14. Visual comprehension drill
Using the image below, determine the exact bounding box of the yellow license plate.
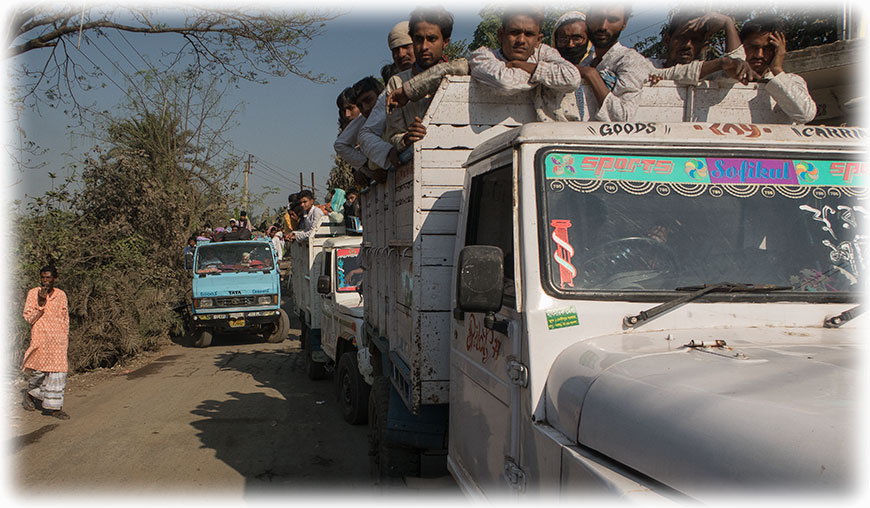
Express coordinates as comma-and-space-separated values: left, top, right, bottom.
229, 318, 245, 328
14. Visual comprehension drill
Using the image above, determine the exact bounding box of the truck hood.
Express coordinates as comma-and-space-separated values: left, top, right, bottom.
544, 327, 858, 496
193, 271, 278, 298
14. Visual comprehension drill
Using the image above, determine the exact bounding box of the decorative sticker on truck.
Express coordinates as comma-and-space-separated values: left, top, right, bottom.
545, 153, 866, 187
546, 307, 580, 330
550, 220, 577, 288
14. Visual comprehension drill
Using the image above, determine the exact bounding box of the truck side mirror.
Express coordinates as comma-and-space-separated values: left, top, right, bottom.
317, 275, 331, 295
457, 245, 504, 313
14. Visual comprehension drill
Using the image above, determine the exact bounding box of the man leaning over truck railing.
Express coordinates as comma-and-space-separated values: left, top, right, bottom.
355, 21, 417, 185
288, 190, 325, 244
333, 76, 385, 186
647, 10, 757, 85
575, 4, 649, 121
383, 6, 455, 168
467, 9, 582, 122
730, 15, 817, 124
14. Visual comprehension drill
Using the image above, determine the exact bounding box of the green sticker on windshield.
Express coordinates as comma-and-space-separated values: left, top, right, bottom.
546, 307, 579, 330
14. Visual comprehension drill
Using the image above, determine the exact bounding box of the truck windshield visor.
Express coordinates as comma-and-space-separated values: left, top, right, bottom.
195, 243, 274, 274
539, 150, 866, 296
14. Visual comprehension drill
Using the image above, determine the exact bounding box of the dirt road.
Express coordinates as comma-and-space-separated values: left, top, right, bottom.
7, 322, 459, 499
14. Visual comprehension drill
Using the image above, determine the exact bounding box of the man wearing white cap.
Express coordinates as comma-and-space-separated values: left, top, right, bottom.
552, 11, 595, 68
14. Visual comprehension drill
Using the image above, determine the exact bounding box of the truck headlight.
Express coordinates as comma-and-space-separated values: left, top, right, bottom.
257, 295, 277, 305
195, 298, 214, 309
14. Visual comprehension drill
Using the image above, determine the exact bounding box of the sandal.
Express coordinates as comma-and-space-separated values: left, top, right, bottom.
21, 391, 35, 411
47, 410, 70, 420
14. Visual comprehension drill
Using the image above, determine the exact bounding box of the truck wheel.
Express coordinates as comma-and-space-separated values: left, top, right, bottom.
194, 330, 213, 348
266, 309, 289, 343
336, 352, 370, 425
368, 377, 420, 480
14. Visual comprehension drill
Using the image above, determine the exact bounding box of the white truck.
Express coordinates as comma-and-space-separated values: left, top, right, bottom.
350, 76, 864, 499
288, 216, 372, 424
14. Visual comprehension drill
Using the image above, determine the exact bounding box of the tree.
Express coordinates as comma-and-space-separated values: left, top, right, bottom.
6, 6, 337, 112
325, 154, 356, 203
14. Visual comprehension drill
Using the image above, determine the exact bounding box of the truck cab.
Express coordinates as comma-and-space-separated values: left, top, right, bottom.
190, 238, 288, 347
316, 236, 370, 424
450, 122, 865, 499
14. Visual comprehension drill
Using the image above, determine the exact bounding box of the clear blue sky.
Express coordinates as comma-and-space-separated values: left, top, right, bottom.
5, 1, 672, 216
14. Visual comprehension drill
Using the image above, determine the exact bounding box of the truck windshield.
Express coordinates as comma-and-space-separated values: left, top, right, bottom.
539, 150, 866, 296
335, 247, 363, 292
195, 242, 274, 274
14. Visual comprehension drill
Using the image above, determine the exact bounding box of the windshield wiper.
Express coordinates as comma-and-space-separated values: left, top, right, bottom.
623, 282, 792, 328
824, 305, 864, 328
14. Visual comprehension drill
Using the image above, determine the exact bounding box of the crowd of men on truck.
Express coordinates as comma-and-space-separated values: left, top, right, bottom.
188, 4, 818, 273
333, 4, 816, 194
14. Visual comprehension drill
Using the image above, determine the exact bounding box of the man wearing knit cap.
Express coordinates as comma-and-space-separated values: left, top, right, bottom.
335, 21, 417, 186
553, 11, 594, 67
354, 21, 418, 181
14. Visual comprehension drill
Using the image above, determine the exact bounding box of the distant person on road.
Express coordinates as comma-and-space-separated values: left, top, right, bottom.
735, 15, 817, 124
288, 190, 325, 244
184, 236, 197, 270
21, 265, 71, 420
239, 211, 253, 231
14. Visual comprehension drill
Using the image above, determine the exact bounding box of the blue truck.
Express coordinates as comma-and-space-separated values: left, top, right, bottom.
189, 238, 288, 347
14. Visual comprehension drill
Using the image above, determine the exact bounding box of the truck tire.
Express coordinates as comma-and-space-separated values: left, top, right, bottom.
368, 377, 420, 479
266, 309, 289, 343
336, 352, 370, 425
194, 329, 213, 348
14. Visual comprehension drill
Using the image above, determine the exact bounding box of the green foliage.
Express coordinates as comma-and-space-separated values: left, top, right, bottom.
11, 71, 240, 373
445, 39, 471, 60
326, 154, 357, 203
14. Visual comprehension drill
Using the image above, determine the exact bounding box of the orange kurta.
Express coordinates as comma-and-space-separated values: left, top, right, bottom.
21, 287, 69, 373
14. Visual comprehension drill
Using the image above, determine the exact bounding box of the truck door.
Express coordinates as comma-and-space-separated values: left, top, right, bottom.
320, 250, 337, 361
451, 163, 523, 494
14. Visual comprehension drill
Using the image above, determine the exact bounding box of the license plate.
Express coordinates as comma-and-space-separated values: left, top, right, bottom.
229, 318, 245, 328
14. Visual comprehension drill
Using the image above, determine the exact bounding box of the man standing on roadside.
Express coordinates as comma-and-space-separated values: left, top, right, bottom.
21, 265, 71, 420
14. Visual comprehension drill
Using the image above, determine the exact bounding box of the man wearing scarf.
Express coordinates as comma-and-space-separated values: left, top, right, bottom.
553, 11, 595, 68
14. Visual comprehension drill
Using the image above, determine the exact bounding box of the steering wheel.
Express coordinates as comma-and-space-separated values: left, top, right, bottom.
580, 237, 679, 290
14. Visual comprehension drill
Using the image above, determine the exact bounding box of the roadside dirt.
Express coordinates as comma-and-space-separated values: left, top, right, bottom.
6, 319, 459, 500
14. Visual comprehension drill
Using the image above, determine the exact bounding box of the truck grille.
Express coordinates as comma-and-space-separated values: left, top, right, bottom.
215, 296, 257, 307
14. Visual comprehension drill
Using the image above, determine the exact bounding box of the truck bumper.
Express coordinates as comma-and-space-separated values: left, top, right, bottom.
191, 309, 281, 332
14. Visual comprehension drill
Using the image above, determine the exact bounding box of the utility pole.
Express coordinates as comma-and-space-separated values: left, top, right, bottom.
311, 172, 316, 197
243, 154, 252, 211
